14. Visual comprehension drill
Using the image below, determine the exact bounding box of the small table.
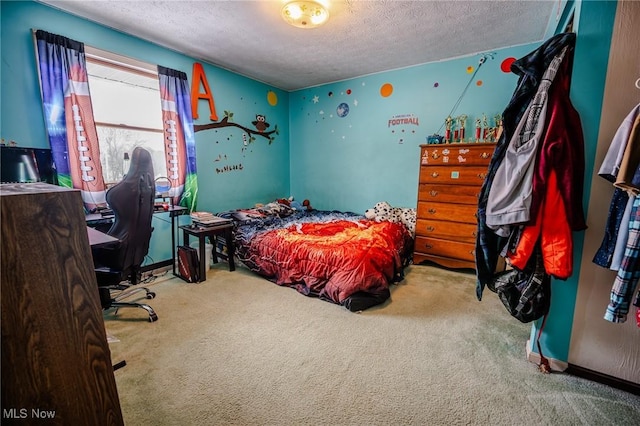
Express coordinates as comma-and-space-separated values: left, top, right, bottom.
178, 223, 235, 282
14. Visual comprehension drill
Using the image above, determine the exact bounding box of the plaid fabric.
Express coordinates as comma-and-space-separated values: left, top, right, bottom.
604, 195, 640, 323
475, 33, 576, 300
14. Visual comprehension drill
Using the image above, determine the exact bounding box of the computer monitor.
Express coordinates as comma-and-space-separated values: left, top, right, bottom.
0, 146, 58, 185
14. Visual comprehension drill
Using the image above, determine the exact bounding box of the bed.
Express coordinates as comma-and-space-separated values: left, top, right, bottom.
217, 206, 413, 311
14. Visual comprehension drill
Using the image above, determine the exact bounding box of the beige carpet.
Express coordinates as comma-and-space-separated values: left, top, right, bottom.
105, 264, 640, 425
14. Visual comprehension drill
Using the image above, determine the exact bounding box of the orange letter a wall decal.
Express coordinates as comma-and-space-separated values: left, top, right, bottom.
191, 62, 218, 121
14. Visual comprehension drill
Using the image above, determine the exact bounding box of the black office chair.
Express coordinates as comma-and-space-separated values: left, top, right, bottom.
92, 147, 158, 322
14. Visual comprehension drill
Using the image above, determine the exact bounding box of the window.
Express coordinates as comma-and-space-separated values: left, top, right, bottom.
85, 47, 166, 184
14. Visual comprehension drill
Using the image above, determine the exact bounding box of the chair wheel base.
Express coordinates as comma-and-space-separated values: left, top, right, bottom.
109, 301, 158, 322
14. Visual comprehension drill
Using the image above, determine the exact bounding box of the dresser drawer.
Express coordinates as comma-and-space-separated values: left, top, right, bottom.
419, 165, 489, 185
417, 202, 478, 224
415, 219, 477, 243
420, 143, 495, 166
414, 237, 476, 262
418, 183, 481, 205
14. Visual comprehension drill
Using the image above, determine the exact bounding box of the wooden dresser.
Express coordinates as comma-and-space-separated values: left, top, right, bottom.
413, 142, 495, 270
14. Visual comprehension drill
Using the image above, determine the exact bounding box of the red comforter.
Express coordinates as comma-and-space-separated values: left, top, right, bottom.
245, 219, 412, 308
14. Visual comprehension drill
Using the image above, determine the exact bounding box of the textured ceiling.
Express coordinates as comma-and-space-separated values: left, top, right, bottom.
37, 0, 556, 91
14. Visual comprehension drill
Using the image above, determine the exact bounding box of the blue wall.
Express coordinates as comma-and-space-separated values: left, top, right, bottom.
289, 46, 536, 213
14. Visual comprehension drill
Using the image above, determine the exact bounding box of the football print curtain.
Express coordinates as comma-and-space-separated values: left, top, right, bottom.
157, 66, 198, 212
34, 30, 106, 208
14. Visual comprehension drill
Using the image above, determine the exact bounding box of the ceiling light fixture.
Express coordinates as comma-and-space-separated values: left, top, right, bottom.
281, 0, 329, 29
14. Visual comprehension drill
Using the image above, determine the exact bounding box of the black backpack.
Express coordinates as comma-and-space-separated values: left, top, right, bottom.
490, 247, 551, 324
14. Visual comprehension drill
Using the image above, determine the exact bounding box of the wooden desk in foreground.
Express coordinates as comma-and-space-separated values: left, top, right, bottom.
0, 182, 123, 425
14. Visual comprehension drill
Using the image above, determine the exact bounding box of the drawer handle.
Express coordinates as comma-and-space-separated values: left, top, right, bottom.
426, 226, 435, 232
472, 231, 477, 237
431, 153, 440, 159
429, 190, 438, 197
469, 249, 476, 256
477, 173, 486, 179
431, 172, 439, 178
428, 208, 437, 214
474, 212, 478, 218
425, 244, 433, 249
480, 152, 490, 159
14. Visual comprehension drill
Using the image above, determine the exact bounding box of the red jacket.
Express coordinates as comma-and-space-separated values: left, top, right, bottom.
528, 56, 587, 232
509, 169, 573, 279
509, 56, 586, 279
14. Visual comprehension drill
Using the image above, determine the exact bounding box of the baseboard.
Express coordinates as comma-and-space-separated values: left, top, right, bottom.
525, 339, 568, 372
565, 364, 640, 396
526, 341, 640, 395
141, 262, 172, 280
141, 259, 172, 273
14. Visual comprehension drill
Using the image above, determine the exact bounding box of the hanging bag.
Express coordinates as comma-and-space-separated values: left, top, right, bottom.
491, 246, 551, 324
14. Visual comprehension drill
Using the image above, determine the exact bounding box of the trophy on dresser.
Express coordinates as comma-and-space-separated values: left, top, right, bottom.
481, 113, 489, 141
444, 116, 453, 143
457, 114, 467, 143
494, 114, 503, 142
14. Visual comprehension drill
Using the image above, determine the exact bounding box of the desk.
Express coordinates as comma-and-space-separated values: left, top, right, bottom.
178, 223, 235, 282
87, 226, 118, 247
85, 213, 114, 233
1, 182, 124, 423
87, 205, 188, 272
